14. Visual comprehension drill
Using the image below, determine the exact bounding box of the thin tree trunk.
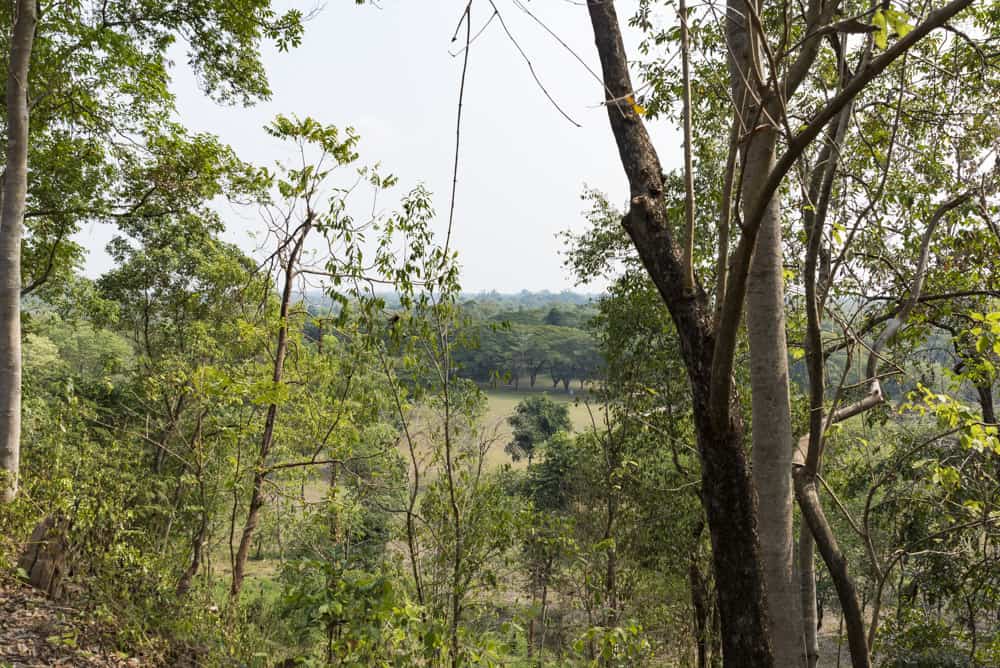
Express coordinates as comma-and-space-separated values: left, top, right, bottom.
178, 414, 208, 595
538, 559, 551, 662
528, 561, 538, 660
976, 383, 996, 424
800, 524, 820, 668
690, 558, 709, 668
0, 0, 36, 503
603, 494, 618, 628
230, 220, 310, 599
794, 470, 870, 668
177, 515, 207, 595
679, 0, 696, 292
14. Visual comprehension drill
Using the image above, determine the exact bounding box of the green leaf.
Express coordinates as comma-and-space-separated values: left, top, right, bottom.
872, 10, 888, 49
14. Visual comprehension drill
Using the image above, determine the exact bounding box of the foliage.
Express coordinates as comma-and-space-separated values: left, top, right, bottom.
505, 396, 571, 464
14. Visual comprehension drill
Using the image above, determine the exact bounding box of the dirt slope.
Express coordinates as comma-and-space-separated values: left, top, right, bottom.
0, 580, 143, 668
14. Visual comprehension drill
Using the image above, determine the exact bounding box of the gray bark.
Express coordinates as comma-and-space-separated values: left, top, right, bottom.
0, 0, 36, 503
743, 130, 804, 668
728, 1, 802, 661
799, 527, 819, 668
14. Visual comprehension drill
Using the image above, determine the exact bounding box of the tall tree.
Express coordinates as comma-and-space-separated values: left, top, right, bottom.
0, 0, 36, 502
584, 0, 974, 663
0, 0, 304, 501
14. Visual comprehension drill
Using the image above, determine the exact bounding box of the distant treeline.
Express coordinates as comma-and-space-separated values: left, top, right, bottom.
452, 301, 602, 392
303, 292, 605, 393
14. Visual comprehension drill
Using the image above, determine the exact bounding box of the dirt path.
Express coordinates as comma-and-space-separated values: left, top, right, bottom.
0, 580, 143, 667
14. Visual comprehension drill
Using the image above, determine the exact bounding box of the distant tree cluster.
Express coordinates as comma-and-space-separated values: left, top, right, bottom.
452, 304, 603, 392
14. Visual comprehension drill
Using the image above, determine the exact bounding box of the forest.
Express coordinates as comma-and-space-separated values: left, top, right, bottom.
0, 0, 998, 667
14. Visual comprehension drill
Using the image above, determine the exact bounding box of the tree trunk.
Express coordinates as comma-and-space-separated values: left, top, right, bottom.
230, 220, 310, 600
586, 2, 773, 664
694, 410, 774, 665
794, 469, 870, 668
728, 0, 803, 650
976, 383, 996, 424
538, 560, 551, 660
603, 493, 618, 629
0, 0, 36, 503
690, 558, 709, 668
177, 515, 207, 596
742, 127, 803, 667
800, 528, 820, 668
18, 514, 68, 598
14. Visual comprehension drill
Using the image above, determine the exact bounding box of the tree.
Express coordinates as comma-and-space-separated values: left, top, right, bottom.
0, 0, 304, 502
584, 0, 975, 663
506, 395, 571, 465
0, 0, 36, 502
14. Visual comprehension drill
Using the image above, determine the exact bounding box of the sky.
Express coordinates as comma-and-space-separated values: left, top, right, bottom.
74, 1, 681, 293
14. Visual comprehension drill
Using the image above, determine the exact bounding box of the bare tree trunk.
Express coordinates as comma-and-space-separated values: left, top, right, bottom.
728, 0, 802, 656
538, 559, 551, 661
0, 0, 36, 503
177, 515, 207, 596
794, 470, 870, 668
742, 128, 803, 667
230, 220, 310, 599
690, 558, 710, 668
976, 383, 996, 424
800, 524, 820, 668
586, 3, 773, 663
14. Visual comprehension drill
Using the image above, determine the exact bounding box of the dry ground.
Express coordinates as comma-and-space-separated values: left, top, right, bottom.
0, 579, 148, 668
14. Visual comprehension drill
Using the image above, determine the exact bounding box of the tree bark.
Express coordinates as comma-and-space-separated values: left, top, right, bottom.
976, 383, 996, 425
0, 0, 37, 503
799, 528, 820, 668
794, 470, 870, 667
586, 3, 773, 664
690, 557, 709, 668
177, 515, 207, 596
17, 514, 68, 598
727, 0, 803, 657
742, 128, 803, 668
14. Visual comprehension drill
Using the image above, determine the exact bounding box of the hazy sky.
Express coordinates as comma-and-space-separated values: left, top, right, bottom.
75, 1, 681, 292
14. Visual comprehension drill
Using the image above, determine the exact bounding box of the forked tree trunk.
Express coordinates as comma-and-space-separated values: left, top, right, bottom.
177, 515, 208, 596
0, 0, 37, 503
586, 2, 773, 664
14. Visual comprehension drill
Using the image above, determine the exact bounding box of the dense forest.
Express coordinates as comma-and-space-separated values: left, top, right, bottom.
1, 1, 999, 667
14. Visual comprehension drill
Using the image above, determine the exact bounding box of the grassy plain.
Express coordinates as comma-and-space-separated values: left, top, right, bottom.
480, 386, 596, 466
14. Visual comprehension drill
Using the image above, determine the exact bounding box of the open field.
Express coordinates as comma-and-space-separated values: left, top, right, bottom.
481, 387, 597, 452
477, 387, 599, 471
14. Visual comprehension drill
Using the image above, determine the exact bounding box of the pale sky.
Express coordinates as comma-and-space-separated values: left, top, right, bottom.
75, 1, 681, 292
